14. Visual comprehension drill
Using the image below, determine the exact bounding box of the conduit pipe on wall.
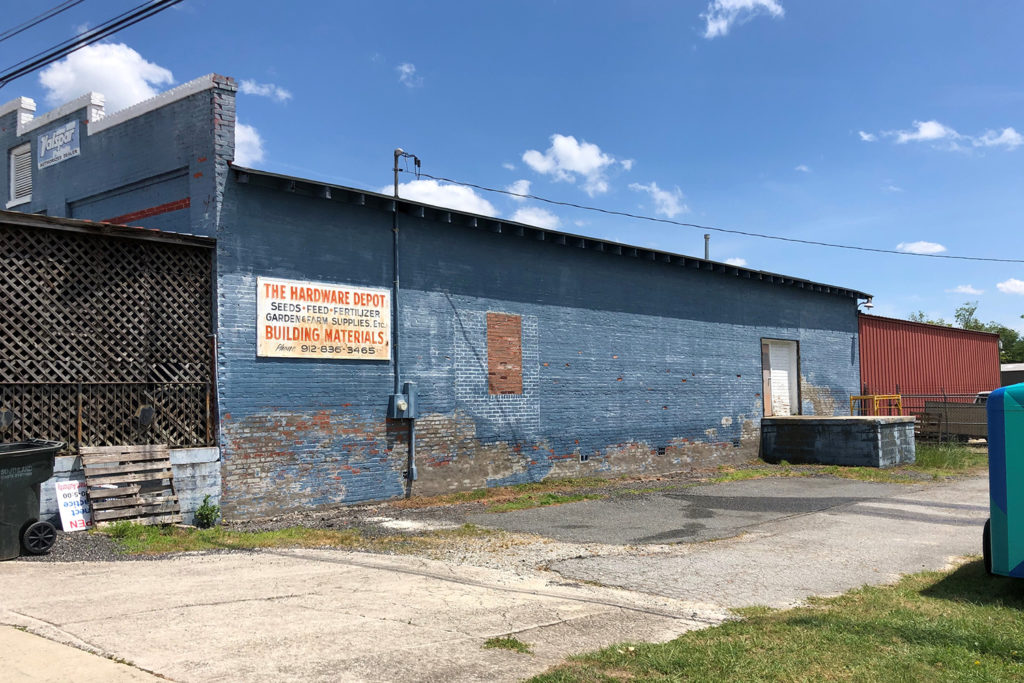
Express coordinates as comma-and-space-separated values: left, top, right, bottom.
392, 149, 418, 498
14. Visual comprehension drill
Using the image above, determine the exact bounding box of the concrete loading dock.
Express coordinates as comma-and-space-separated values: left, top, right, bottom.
761, 415, 916, 467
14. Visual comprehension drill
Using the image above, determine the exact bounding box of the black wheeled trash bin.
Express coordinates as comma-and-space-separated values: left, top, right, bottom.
0, 440, 64, 560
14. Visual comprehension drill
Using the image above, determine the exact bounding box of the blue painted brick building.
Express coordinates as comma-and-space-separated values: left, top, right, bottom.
2, 74, 867, 520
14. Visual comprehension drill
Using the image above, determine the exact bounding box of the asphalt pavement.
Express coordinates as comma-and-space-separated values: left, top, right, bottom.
0, 474, 990, 682
466, 478, 908, 544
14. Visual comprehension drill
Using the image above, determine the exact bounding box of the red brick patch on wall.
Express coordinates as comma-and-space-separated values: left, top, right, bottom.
105, 197, 191, 225
487, 312, 523, 395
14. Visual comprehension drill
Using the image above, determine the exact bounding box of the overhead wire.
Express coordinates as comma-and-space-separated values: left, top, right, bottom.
0, 0, 87, 44
401, 169, 1024, 264
0, 0, 183, 89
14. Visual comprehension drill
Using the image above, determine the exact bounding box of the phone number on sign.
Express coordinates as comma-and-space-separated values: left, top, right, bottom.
300, 345, 379, 355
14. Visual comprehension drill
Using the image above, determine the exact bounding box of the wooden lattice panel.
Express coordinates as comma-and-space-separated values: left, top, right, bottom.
0, 221, 213, 448
80, 444, 181, 525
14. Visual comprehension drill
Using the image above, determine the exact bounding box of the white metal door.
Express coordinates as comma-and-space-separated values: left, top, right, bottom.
763, 340, 799, 416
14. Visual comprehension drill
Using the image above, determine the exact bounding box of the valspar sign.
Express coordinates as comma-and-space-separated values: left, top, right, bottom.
37, 120, 81, 169
257, 276, 391, 360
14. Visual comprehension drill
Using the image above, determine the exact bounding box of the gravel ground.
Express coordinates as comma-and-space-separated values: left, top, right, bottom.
15, 529, 123, 563
12, 463, 949, 566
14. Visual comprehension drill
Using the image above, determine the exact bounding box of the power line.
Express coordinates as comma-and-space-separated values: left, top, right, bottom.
0, 0, 183, 89
0, 0, 86, 44
403, 170, 1024, 264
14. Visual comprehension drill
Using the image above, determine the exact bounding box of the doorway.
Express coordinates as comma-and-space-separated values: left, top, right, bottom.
761, 339, 800, 417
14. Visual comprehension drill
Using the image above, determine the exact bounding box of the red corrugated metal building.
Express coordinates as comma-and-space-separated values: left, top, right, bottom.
859, 314, 1001, 396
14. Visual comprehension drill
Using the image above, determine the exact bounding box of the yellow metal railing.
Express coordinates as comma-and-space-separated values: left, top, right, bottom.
850, 394, 903, 416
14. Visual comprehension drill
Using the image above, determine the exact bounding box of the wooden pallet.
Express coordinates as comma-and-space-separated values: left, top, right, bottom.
80, 445, 182, 525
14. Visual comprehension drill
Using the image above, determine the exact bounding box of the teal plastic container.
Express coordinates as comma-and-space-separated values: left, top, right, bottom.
985, 383, 1024, 577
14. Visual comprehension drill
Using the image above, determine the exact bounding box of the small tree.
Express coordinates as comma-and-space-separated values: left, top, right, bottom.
954, 301, 984, 331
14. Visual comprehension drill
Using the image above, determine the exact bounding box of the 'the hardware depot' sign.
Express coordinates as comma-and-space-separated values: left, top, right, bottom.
256, 276, 391, 360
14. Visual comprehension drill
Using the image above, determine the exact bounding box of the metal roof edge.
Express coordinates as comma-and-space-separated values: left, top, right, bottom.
858, 312, 1002, 339
230, 165, 872, 301
0, 209, 214, 247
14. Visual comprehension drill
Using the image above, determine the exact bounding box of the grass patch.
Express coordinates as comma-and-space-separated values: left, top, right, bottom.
710, 466, 810, 484
102, 521, 496, 556
486, 492, 601, 513
712, 442, 988, 486
532, 559, 1024, 682
483, 635, 533, 654
914, 442, 988, 472
393, 477, 611, 510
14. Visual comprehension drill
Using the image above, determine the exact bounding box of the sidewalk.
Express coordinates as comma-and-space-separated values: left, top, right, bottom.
0, 625, 160, 682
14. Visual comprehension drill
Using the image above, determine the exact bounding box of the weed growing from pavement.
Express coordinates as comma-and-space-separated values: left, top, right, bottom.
483, 636, 533, 654
103, 521, 498, 556
486, 492, 602, 513
391, 477, 611, 510
532, 560, 1024, 682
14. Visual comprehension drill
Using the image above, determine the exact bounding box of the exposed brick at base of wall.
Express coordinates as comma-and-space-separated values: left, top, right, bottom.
219, 405, 757, 519
219, 409, 406, 519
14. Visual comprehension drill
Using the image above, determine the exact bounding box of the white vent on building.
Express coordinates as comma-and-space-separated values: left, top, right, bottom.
8, 143, 31, 206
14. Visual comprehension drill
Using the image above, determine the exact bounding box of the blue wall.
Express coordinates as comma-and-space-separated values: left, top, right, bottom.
3, 79, 862, 520
0, 76, 234, 236
216, 177, 860, 518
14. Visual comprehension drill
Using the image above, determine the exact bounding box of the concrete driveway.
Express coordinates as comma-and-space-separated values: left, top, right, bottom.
0, 475, 990, 682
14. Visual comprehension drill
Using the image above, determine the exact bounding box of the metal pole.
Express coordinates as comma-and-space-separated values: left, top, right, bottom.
704, 234, 710, 260
406, 420, 415, 498
392, 149, 402, 395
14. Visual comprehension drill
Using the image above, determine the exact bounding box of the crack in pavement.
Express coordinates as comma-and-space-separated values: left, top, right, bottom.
58, 591, 321, 625
262, 549, 724, 625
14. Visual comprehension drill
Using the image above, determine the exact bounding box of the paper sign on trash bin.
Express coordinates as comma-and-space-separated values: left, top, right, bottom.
55, 480, 93, 531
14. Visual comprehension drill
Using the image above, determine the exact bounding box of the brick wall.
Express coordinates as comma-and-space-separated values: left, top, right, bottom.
487, 312, 523, 394
215, 178, 861, 519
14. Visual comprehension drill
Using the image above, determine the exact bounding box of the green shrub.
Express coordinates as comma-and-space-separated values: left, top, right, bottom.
194, 494, 221, 529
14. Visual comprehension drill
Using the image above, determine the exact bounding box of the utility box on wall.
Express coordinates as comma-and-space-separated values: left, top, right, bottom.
761, 416, 916, 468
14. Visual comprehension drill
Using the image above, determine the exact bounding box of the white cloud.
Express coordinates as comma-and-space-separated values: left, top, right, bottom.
511, 206, 561, 229
383, 179, 497, 216
893, 120, 960, 144
502, 162, 516, 171
234, 122, 265, 166
396, 62, 422, 88
522, 134, 622, 196
997, 278, 1024, 295
628, 181, 689, 218
38, 43, 173, 112
794, 164, 810, 173
975, 127, 1023, 149
724, 257, 748, 267
870, 120, 1022, 150
239, 79, 292, 103
896, 240, 946, 255
883, 184, 904, 193
620, 159, 634, 171
858, 131, 877, 142
702, 0, 784, 39
505, 179, 531, 201
947, 284, 984, 295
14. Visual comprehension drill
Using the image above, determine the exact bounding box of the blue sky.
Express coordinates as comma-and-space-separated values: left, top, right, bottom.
4, 1, 1024, 329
